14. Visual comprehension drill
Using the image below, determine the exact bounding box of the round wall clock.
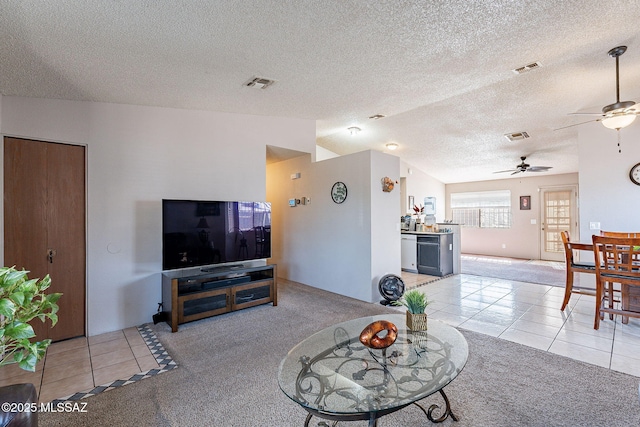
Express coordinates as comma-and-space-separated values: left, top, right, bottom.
630, 162, 640, 186
331, 181, 348, 204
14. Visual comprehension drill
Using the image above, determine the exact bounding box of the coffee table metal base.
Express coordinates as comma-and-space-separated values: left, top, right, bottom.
301, 388, 458, 427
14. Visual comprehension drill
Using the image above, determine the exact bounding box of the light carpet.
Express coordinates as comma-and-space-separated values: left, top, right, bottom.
40, 280, 638, 426
460, 254, 583, 288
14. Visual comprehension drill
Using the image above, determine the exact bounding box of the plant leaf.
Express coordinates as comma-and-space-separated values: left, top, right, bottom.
0, 298, 16, 318
5, 322, 35, 340
17, 352, 38, 372
9, 291, 25, 306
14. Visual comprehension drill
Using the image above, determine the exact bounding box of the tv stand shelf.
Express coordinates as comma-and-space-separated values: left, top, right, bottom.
162, 264, 277, 332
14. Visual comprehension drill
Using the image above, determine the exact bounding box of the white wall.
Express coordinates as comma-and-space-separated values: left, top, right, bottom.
0, 96, 316, 336
316, 145, 340, 161
369, 152, 402, 301
267, 150, 400, 303
446, 173, 579, 259
400, 160, 446, 219
578, 123, 640, 238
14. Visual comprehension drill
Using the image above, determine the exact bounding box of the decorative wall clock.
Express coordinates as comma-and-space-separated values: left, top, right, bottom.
630, 162, 640, 186
331, 181, 347, 204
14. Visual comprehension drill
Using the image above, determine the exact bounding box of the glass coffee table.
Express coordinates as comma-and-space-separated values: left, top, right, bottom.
278, 314, 468, 426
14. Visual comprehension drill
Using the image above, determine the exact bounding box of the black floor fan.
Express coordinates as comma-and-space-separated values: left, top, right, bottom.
378, 274, 405, 306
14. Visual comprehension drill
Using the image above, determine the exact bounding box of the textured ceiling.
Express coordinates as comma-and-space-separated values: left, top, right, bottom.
1, 1, 639, 183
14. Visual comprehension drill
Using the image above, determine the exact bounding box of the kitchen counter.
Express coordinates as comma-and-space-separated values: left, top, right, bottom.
401, 224, 461, 275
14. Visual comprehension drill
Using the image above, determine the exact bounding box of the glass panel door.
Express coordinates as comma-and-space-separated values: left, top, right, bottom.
540, 187, 577, 261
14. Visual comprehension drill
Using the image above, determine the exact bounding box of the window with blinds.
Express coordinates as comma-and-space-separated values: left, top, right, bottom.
451, 190, 512, 228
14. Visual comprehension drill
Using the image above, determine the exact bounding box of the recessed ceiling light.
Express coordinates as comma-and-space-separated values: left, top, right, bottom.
369, 114, 386, 120
348, 126, 361, 135
385, 143, 399, 150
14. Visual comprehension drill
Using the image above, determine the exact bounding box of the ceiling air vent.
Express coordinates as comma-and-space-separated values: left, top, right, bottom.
504, 131, 530, 142
512, 62, 542, 74
245, 77, 275, 89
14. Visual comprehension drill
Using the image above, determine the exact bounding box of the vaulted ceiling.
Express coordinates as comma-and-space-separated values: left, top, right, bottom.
1, 1, 639, 183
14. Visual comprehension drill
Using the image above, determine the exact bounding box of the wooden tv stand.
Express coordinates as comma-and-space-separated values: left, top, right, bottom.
161, 264, 277, 332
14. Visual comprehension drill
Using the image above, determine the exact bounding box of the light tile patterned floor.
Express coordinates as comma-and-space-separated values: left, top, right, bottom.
400, 271, 640, 377
0, 326, 166, 403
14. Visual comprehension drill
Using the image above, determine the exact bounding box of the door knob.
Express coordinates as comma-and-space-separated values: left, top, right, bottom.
47, 249, 57, 263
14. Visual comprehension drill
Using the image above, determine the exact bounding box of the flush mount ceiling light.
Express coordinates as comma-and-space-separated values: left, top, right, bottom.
385, 143, 399, 150
348, 126, 361, 135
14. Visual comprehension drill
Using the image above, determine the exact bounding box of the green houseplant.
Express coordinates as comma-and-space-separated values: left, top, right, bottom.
393, 289, 429, 331
0, 267, 62, 372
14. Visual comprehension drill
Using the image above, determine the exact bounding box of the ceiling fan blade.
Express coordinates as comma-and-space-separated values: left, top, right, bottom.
510, 170, 522, 175
553, 118, 601, 131
568, 112, 604, 116
527, 166, 552, 172
493, 169, 518, 174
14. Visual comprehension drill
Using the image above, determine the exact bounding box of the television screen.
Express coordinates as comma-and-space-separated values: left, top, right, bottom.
162, 199, 271, 271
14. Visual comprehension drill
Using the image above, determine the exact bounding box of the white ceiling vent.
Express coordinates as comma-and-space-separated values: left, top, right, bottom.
512, 62, 542, 74
245, 77, 276, 89
504, 131, 530, 142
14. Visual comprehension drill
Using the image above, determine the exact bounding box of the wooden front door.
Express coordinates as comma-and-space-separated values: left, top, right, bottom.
4, 137, 86, 341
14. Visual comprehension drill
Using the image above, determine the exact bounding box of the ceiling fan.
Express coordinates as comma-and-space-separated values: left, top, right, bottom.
493, 156, 552, 175
560, 46, 640, 130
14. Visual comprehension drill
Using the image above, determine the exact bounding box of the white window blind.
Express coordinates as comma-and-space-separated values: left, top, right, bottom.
451, 190, 512, 228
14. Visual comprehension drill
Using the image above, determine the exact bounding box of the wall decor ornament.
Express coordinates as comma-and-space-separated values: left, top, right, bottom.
331, 181, 347, 204
520, 195, 531, 210
381, 177, 395, 192
359, 320, 398, 349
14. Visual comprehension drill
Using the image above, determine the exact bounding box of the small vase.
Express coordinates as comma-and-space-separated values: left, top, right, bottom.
406, 311, 428, 331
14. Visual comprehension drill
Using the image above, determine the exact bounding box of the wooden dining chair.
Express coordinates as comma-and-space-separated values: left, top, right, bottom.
592, 235, 640, 330
601, 231, 640, 262
560, 231, 597, 310
601, 231, 640, 238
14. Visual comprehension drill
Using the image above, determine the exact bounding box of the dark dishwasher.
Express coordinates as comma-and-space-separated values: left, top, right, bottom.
417, 234, 453, 276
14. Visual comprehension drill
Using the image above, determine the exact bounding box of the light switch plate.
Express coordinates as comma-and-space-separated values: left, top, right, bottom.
590, 222, 601, 230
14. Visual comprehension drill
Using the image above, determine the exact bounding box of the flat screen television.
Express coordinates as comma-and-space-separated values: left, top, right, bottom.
162, 199, 271, 271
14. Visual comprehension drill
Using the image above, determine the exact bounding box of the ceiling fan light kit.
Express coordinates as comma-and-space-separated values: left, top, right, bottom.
602, 114, 636, 130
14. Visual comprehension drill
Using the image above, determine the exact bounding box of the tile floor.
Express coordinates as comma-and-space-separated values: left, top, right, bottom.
400, 271, 640, 377
0, 327, 160, 403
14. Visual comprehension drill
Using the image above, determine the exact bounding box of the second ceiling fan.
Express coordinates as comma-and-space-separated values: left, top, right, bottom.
494, 156, 552, 175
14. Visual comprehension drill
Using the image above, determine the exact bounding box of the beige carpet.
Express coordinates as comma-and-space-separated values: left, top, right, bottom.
39, 279, 639, 426
461, 254, 578, 288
